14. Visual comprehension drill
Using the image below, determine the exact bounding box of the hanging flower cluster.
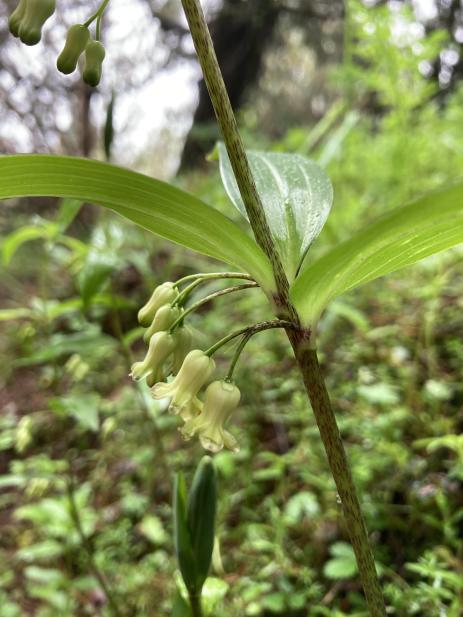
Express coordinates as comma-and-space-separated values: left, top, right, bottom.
8, 0, 108, 86
129, 275, 260, 454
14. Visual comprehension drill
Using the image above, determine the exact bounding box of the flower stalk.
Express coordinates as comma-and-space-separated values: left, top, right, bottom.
180, 1, 387, 615
169, 282, 259, 331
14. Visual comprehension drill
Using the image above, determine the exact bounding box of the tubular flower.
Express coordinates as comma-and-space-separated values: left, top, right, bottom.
172, 325, 193, 373
151, 350, 215, 415
143, 304, 181, 343
180, 380, 240, 453
130, 331, 175, 382
137, 282, 178, 327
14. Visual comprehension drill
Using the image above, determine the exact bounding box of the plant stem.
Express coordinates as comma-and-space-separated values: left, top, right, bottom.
169, 282, 258, 331
180, 1, 387, 614
84, 0, 110, 28
66, 477, 123, 617
225, 332, 252, 381
205, 319, 298, 357
188, 593, 204, 617
174, 272, 255, 287
292, 345, 386, 616
180, 0, 294, 317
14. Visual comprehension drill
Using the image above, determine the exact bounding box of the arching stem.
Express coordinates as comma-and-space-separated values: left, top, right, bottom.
169, 282, 259, 331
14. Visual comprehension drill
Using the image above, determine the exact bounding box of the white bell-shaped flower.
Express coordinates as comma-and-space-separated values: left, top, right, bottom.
151, 350, 215, 415
180, 380, 240, 453
130, 331, 175, 382
137, 282, 178, 327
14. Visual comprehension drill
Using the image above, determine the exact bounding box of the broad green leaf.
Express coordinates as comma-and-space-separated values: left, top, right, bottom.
291, 183, 463, 326
174, 473, 198, 593
0, 155, 274, 291
218, 143, 333, 280
187, 456, 217, 591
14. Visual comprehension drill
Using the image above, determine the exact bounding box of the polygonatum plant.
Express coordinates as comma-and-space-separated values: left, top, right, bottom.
2, 0, 463, 616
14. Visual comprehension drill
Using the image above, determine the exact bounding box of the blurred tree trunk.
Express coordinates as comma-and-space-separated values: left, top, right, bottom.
180, 0, 280, 169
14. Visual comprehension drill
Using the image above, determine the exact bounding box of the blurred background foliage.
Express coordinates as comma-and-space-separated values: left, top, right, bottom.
1, 0, 463, 615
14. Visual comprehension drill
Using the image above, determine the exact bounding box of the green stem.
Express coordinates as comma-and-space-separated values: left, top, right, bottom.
205, 320, 297, 357
66, 477, 123, 617
84, 0, 110, 28
291, 344, 387, 617
169, 282, 258, 331
188, 593, 204, 617
225, 332, 252, 381
173, 278, 203, 306
174, 272, 254, 287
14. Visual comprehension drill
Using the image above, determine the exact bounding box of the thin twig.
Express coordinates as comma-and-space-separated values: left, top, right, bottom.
66, 476, 123, 617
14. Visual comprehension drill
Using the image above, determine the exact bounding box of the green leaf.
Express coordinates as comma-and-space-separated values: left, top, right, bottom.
0, 155, 274, 291
139, 515, 168, 545
2, 223, 57, 266
55, 198, 82, 232
218, 144, 333, 280
14, 330, 117, 366
49, 394, 100, 432
78, 252, 116, 306
172, 590, 193, 617
291, 182, 463, 326
187, 456, 217, 591
174, 473, 198, 594
0, 307, 32, 321
323, 543, 358, 580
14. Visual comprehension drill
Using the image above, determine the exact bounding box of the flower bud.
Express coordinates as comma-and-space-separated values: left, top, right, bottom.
143, 305, 181, 343
181, 380, 240, 453
57, 24, 90, 75
8, 0, 28, 38
82, 40, 105, 87
18, 0, 55, 46
172, 326, 193, 374
152, 350, 215, 416
138, 282, 178, 327
130, 331, 175, 382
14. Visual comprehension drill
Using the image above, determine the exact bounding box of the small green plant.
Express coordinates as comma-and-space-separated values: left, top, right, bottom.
2, 0, 463, 616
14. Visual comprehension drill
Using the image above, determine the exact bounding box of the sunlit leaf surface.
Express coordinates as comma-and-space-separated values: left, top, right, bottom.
291, 183, 463, 326
0, 155, 275, 291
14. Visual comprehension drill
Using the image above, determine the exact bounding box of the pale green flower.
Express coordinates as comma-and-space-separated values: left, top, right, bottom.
130, 331, 175, 382
137, 282, 178, 327
143, 304, 181, 343
151, 350, 215, 415
180, 380, 240, 453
